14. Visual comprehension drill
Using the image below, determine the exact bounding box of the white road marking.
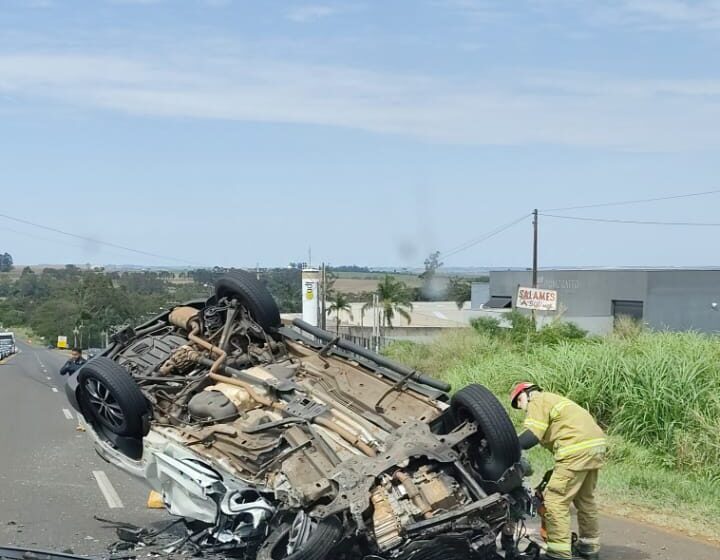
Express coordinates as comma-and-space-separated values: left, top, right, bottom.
62, 408, 74, 420
35, 354, 44, 368
46, 376, 51, 380
93, 470, 124, 509
51, 387, 59, 393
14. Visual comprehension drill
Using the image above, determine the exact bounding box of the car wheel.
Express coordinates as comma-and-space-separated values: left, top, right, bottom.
78, 357, 148, 437
257, 513, 343, 560
214, 270, 281, 332
451, 384, 521, 481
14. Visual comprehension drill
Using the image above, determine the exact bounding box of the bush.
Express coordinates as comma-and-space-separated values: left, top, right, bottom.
470, 316, 502, 336
613, 315, 645, 339
506, 310, 535, 339
388, 327, 720, 480
536, 321, 587, 345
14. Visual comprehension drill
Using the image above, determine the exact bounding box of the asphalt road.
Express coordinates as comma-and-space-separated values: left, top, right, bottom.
0, 340, 169, 556
0, 340, 718, 559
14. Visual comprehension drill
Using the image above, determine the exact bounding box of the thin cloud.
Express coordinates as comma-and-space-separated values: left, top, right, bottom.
16, 0, 54, 6
108, 0, 166, 4
570, 0, 720, 30
616, 0, 720, 25
1, 52, 720, 151
286, 4, 340, 22
453, 1, 720, 30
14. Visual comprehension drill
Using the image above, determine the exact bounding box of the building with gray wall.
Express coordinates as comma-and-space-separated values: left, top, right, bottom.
472, 269, 720, 334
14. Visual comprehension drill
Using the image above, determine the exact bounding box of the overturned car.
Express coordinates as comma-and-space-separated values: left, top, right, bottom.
66, 272, 532, 559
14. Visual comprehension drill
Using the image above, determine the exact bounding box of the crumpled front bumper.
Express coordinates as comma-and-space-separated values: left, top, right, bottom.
76, 414, 275, 543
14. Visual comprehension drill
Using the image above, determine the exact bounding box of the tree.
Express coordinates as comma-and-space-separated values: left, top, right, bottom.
0, 252, 13, 272
261, 268, 302, 313
362, 275, 413, 329
447, 277, 472, 309
326, 291, 353, 334
419, 251, 443, 280
419, 251, 444, 300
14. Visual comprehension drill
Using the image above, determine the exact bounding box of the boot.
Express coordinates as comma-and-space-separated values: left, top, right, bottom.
576, 539, 600, 560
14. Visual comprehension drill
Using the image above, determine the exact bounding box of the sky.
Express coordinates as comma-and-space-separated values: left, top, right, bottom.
2, 0, 720, 269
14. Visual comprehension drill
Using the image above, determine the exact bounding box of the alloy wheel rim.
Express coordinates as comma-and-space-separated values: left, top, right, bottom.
85, 378, 124, 428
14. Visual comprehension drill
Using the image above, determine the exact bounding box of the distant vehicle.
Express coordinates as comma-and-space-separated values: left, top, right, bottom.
0, 331, 16, 358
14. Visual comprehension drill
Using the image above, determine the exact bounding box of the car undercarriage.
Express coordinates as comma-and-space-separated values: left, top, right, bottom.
65, 271, 536, 560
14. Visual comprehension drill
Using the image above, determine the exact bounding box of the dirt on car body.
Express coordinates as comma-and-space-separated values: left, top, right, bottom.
66, 270, 534, 559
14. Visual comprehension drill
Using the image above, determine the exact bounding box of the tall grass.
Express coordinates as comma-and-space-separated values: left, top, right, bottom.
385, 329, 720, 480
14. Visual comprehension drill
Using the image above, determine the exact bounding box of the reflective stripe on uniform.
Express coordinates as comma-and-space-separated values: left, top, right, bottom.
555, 437, 607, 458
546, 541, 572, 552
524, 418, 549, 431
549, 399, 572, 420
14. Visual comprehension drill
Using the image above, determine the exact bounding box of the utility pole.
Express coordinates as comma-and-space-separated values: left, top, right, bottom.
532, 209, 538, 288
320, 262, 327, 331
531, 209, 539, 328
372, 293, 379, 352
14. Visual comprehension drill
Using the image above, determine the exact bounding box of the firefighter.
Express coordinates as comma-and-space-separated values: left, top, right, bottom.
510, 382, 606, 560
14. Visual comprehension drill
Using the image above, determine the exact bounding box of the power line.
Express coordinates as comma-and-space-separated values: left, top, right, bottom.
541, 189, 720, 212
0, 225, 137, 261
541, 213, 720, 227
440, 213, 531, 259
0, 212, 198, 265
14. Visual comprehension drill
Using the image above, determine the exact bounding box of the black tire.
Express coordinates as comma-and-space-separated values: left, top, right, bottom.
214, 271, 281, 331
257, 515, 343, 560
78, 357, 148, 437
451, 384, 520, 481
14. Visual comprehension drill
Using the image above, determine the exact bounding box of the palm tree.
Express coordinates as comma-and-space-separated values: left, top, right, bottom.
362, 275, 413, 329
326, 291, 353, 335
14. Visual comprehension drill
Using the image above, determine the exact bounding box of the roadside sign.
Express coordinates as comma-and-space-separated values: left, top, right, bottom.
57, 335, 68, 349
516, 286, 558, 311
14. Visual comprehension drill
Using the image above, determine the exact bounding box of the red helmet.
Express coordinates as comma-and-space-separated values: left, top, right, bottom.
510, 382, 540, 409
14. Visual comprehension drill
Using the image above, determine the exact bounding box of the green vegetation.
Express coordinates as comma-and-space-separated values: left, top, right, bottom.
326, 291, 353, 334
0, 266, 302, 347
0, 252, 12, 273
471, 311, 588, 344
447, 276, 472, 309
385, 325, 720, 539
362, 274, 414, 327
0, 266, 208, 347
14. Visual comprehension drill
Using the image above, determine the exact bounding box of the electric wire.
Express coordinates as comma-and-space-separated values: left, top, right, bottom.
439, 213, 531, 259
0, 212, 197, 265
541, 189, 720, 212
540, 213, 720, 227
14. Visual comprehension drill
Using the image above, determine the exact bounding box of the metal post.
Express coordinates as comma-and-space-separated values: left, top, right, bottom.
321, 262, 327, 331
532, 209, 539, 328
373, 293, 379, 353
532, 209, 538, 288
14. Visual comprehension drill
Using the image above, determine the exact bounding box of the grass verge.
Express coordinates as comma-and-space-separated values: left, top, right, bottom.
384, 327, 720, 542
